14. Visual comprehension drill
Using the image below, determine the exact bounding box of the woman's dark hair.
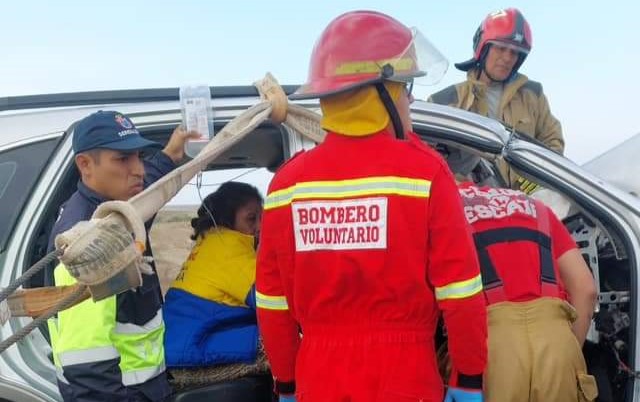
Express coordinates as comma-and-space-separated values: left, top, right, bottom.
191, 181, 263, 240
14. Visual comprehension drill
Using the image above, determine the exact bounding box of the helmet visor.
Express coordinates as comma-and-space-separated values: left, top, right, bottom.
385, 28, 449, 86
292, 27, 448, 99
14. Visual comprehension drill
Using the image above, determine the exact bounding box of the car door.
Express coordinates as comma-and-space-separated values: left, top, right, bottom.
411, 100, 640, 401
505, 137, 640, 401
0, 132, 67, 402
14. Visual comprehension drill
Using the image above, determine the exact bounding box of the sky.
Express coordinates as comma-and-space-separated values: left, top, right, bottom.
3, 0, 639, 204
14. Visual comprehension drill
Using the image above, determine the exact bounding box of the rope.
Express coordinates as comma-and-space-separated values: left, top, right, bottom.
0, 249, 62, 304
170, 342, 270, 389
0, 284, 87, 354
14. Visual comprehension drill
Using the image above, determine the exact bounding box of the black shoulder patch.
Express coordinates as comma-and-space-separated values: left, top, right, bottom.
521, 80, 543, 97
429, 85, 458, 105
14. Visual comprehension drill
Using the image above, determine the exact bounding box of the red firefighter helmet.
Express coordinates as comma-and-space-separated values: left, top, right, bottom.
455, 8, 532, 73
291, 10, 448, 100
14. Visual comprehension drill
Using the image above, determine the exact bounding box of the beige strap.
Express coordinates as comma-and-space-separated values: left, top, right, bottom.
7, 285, 90, 318
1, 73, 327, 352
255, 72, 288, 124
55, 73, 326, 302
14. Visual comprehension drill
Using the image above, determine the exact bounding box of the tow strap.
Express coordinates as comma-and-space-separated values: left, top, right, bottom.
0, 73, 326, 353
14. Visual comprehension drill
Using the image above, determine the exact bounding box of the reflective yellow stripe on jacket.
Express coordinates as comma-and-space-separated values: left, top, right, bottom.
256, 291, 289, 311
435, 274, 483, 301
48, 263, 165, 386
265, 176, 431, 210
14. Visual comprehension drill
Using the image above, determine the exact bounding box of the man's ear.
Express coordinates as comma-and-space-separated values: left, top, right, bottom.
75, 153, 92, 176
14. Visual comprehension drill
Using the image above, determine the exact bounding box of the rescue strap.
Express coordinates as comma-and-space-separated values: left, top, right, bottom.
0, 249, 62, 304
55, 200, 152, 301
0, 284, 88, 354
0, 73, 326, 353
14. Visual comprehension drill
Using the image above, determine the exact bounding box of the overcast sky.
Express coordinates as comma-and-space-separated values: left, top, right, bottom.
3, 0, 638, 204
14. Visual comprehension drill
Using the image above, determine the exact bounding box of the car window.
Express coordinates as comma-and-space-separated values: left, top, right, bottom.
0, 162, 17, 199
0, 138, 60, 252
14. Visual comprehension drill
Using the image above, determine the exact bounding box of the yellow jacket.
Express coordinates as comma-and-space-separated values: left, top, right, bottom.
171, 227, 256, 307
428, 70, 563, 189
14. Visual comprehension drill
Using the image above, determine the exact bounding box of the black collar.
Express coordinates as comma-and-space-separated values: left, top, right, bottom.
77, 180, 109, 206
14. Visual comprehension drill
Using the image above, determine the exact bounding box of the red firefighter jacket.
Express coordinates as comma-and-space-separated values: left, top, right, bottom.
257, 131, 487, 390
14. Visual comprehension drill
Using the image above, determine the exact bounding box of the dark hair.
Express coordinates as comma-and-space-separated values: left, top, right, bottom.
83, 149, 103, 163
190, 181, 263, 240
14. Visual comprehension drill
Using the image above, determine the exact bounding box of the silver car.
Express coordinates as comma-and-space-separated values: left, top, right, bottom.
0, 87, 637, 402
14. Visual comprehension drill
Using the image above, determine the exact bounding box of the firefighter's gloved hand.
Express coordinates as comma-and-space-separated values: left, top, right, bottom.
444, 387, 483, 402
516, 176, 539, 194
279, 395, 296, 402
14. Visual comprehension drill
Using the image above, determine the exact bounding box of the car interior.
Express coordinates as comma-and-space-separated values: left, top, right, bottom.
21, 121, 286, 402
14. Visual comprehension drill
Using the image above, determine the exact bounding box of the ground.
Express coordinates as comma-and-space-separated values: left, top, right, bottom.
149, 206, 197, 293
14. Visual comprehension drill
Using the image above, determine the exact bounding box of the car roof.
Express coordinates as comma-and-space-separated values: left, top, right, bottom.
0, 86, 299, 148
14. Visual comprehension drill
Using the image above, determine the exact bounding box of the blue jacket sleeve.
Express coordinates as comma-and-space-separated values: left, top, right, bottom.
143, 151, 176, 187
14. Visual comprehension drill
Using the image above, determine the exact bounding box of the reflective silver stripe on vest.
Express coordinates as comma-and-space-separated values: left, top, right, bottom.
114, 310, 163, 334
58, 346, 119, 366
121, 362, 166, 386
56, 366, 69, 385
265, 176, 431, 210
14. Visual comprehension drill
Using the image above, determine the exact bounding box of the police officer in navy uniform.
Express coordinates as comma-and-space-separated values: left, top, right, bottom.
47, 110, 198, 402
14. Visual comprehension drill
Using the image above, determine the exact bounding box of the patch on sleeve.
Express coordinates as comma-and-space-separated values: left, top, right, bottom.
292, 197, 388, 251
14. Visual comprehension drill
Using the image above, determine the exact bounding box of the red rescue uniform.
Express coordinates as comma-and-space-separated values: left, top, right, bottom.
457, 182, 575, 304
257, 131, 487, 401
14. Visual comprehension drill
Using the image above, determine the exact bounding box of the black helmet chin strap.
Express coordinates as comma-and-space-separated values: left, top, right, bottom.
375, 64, 405, 140
375, 83, 405, 140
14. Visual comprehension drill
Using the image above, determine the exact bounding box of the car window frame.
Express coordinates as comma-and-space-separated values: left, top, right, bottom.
0, 136, 62, 253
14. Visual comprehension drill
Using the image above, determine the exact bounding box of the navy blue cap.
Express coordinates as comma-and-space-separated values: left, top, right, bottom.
72, 110, 162, 154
